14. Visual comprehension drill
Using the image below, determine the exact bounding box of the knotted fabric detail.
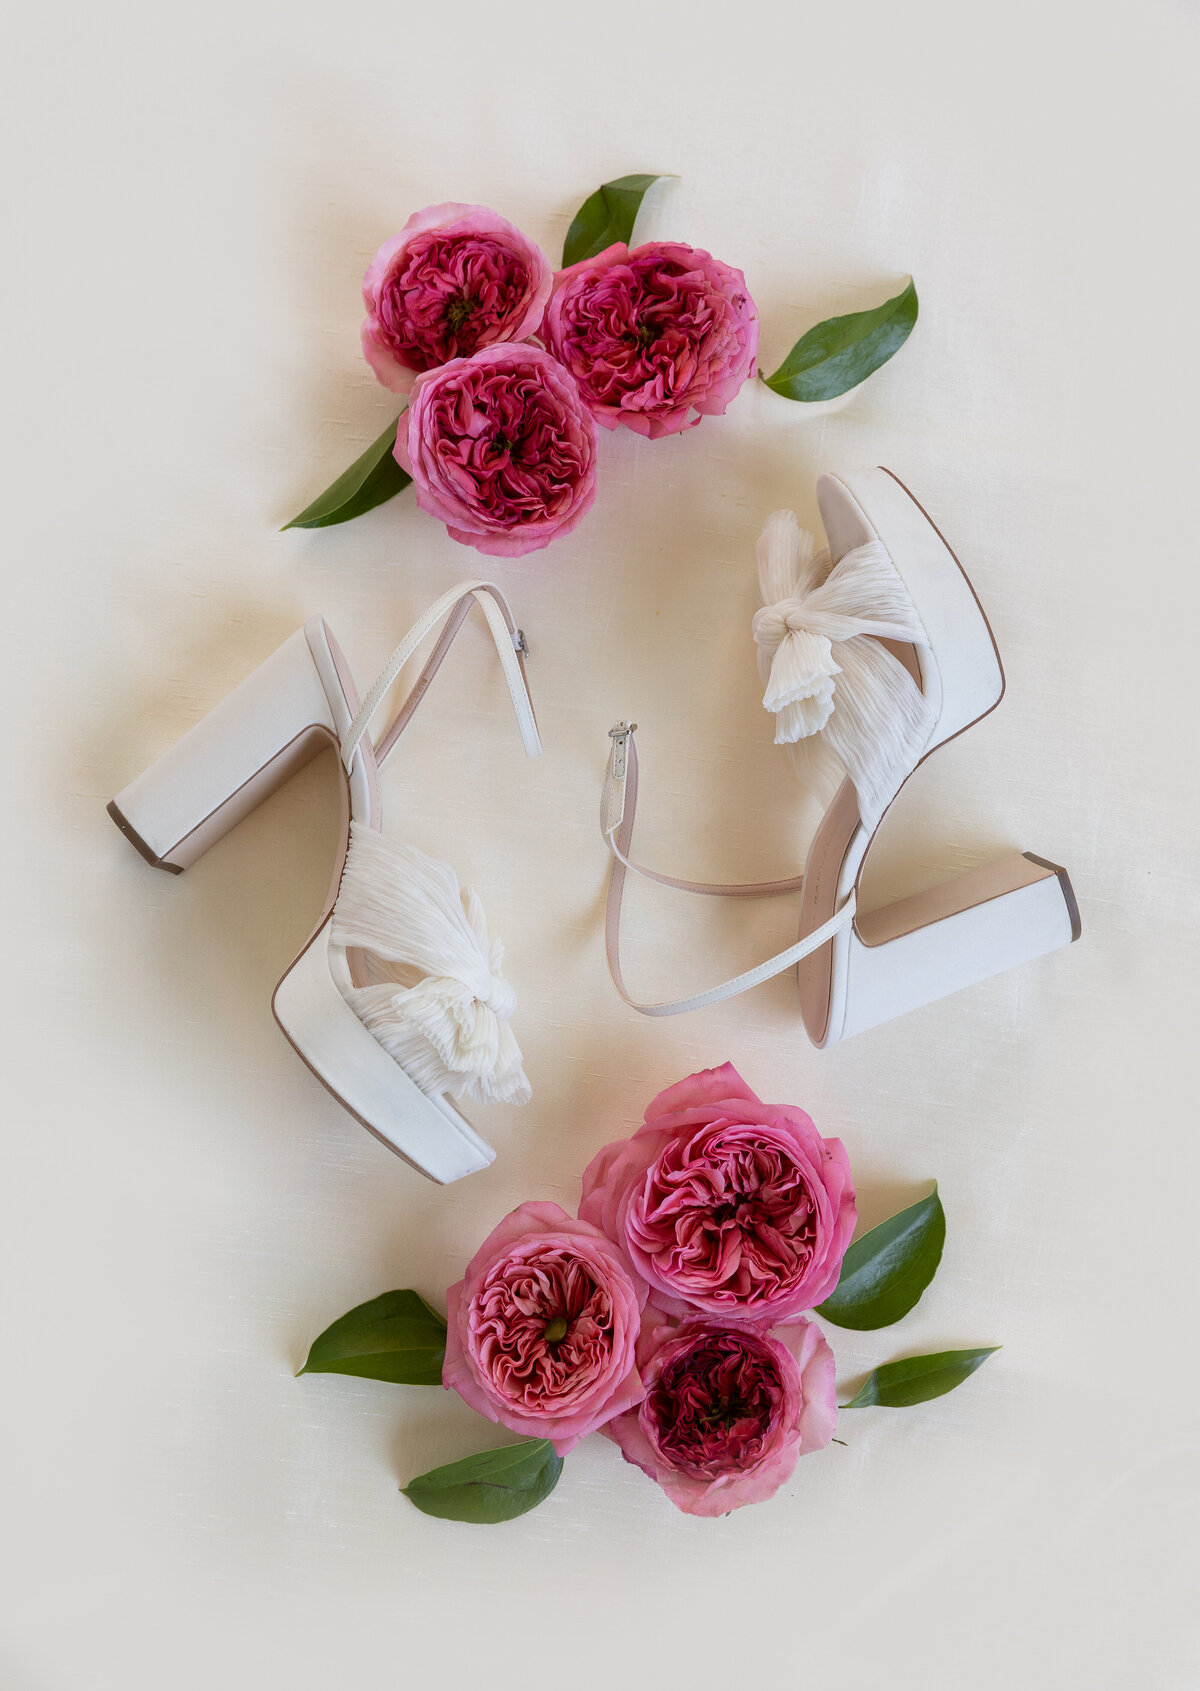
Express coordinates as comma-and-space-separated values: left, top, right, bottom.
754, 509, 937, 823
331, 823, 530, 1106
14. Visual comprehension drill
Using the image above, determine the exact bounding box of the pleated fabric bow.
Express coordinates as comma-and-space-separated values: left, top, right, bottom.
332, 823, 530, 1106
753, 509, 936, 823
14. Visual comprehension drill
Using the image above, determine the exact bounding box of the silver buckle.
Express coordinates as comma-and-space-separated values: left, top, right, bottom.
514, 629, 530, 657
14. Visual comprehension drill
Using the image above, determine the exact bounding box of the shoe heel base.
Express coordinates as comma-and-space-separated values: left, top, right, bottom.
835, 852, 1079, 1042
108, 626, 337, 872
1023, 852, 1082, 942
106, 800, 184, 874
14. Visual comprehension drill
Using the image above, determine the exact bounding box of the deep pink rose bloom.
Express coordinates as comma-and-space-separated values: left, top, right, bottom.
394, 343, 598, 557
361, 203, 552, 394
442, 1200, 646, 1455
603, 1308, 836, 1516
579, 1062, 856, 1323
540, 241, 758, 439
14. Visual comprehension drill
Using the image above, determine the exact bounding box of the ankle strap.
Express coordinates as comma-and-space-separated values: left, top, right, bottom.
600, 721, 855, 1016
341, 581, 541, 773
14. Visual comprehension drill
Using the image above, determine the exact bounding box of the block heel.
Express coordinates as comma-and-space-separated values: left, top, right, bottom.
830, 852, 1080, 1043
108, 623, 342, 873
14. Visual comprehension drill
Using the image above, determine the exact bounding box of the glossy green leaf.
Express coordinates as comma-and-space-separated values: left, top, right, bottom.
840, 1346, 1000, 1409
299, 1289, 446, 1386
562, 174, 673, 267
282, 415, 411, 529
403, 1439, 563, 1524
763, 278, 919, 402
817, 1184, 945, 1330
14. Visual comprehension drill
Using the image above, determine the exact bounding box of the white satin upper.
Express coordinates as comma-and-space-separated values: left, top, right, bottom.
754, 508, 936, 824
331, 823, 531, 1108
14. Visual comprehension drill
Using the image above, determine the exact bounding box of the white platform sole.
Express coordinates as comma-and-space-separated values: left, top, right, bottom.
273, 920, 494, 1183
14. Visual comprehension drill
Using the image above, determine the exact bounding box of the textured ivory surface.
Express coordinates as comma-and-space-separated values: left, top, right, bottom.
2, 2, 1198, 1686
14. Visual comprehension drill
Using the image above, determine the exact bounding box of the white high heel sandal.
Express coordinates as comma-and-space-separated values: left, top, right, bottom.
600, 467, 1079, 1043
108, 580, 541, 1182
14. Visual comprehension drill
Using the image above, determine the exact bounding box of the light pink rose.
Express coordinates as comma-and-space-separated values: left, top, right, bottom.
394, 343, 598, 557
539, 241, 758, 438
442, 1200, 646, 1455
361, 203, 552, 394
603, 1307, 836, 1516
579, 1062, 856, 1323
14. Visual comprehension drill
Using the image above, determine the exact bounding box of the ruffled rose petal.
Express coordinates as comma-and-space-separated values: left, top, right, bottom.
643, 1060, 762, 1120
602, 1313, 836, 1516
361, 203, 552, 389
442, 1201, 645, 1454
579, 1063, 856, 1323
398, 344, 598, 557
541, 242, 758, 437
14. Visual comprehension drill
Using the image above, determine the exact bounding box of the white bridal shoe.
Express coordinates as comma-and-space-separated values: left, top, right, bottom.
601, 467, 1079, 1044
108, 581, 541, 1182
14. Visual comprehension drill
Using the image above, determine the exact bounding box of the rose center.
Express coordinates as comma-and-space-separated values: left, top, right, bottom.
622, 318, 660, 351
647, 1332, 784, 1474
543, 1314, 569, 1343
444, 293, 478, 332
702, 1393, 753, 1432
710, 1193, 753, 1227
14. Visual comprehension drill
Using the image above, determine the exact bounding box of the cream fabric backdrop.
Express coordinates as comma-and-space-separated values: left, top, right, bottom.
2, 1, 1197, 1685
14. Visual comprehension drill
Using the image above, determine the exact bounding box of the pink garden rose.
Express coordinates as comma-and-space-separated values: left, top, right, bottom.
580, 1062, 856, 1323
540, 241, 758, 438
442, 1200, 646, 1454
395, 343, 598, 556
361, 203, 552, 394
603, 1308, 836, 1516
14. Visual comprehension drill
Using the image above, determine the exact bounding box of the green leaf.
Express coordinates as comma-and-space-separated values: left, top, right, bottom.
403, 1439, 563, 1524
817, 1184, 945, 1330
763, 278, 919, 402
840, 1346, 1000, 1409
562, 174, 674, 267
299, 1289, 446, 1386
282, 415, 411, 530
